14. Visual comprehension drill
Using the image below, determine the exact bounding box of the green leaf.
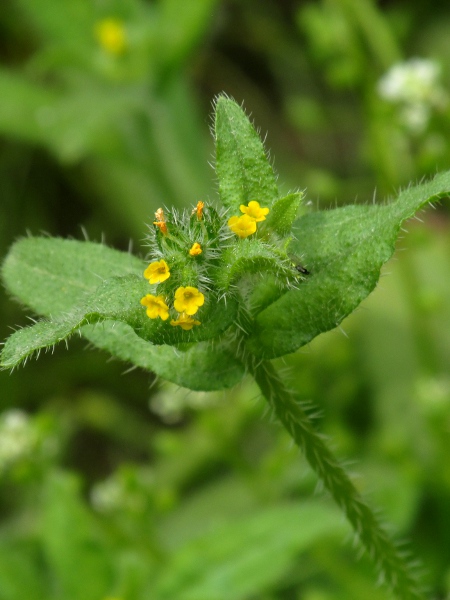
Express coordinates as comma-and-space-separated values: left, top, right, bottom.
264, 191, 303, 237
84, 322, 244, 391
247, 171, 450, 358
1, 237, 144, 316
0, 542, 46, 600
214, 96, 278, 213
41, 471, 111, 600
0, 69, 60, 146
0, 274, 145, 368
159, 0, 220, 67
216, 238, 293, 291
154, 501, 347, 600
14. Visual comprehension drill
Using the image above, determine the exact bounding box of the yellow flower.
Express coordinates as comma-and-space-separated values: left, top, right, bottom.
143, 260, 170, 284
189, 242, 202, 256
170, 313, 201, 331
140, 295, 169, 320
239, 200, 270, 222
153, 207, 168, 235
228, 214, 257, 238
173, 286, 204, 315
192, 201, 204, 220
154, 221, 168, 235
95, 18, 126, 55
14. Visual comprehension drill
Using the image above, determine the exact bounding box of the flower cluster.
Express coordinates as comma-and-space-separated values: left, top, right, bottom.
228, 201, 269, 238
139, 198, 299, 333
141, 277, 204, 331
140, 204, 207, 331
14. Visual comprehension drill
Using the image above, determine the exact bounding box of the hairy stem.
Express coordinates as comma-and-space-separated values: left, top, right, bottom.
242, 351, 424, 600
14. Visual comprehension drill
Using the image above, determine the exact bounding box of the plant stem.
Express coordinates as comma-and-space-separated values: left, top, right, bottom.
242, 351, 425, 600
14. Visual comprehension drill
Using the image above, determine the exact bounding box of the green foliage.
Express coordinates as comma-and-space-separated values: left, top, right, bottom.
153, 502, 347, 600
265, 192, 304, 237
0, 0, 217, 235
41, 472, 112, 600
2, 2, 450, 598
1, 94, 449, 600
2, 104, 449, 375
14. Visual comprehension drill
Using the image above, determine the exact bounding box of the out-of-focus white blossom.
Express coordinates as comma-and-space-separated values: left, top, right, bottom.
91, 467, 154, 514
0, 410, 37, 472
378, 58, 442, 104
149, 383, 222, 423
91, 477, 125, 513
377, 58, 448, 133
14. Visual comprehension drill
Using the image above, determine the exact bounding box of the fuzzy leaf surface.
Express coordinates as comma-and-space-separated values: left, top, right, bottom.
215, 97, 278, 213
1, 237, 144, 316
247, 172, 450, 358
216, 238, 293, 291
264, 192, 303, 237
84, 322, 244, 391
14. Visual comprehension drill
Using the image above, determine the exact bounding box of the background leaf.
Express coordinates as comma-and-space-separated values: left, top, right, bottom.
41, 471, 111, 600
0, 542, 46, 600
153, 501, 348, 600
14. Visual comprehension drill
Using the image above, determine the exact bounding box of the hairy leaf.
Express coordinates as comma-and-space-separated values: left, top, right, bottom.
264, 192, 303, 237
1, 237, 144, 316
84, 322, 244, 391
216, 238, 293, 291
214, 96, 278, 213
247, 172, 450, 358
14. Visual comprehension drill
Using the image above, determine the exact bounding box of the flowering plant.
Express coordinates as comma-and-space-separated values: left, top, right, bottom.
2, 96, 450, 599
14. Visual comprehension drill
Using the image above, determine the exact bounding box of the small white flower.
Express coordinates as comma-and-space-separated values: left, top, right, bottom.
91, 477, 124, 513
377, 58, 448, 133
0, 410, 36, 470
378, 58, 441, 104
149, 383, 221, 423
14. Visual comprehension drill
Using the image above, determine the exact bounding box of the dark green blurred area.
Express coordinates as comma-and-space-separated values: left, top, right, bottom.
1, 1, 450, 598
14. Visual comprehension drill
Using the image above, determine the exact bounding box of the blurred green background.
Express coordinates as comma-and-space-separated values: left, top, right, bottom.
1, 1, 450, 598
